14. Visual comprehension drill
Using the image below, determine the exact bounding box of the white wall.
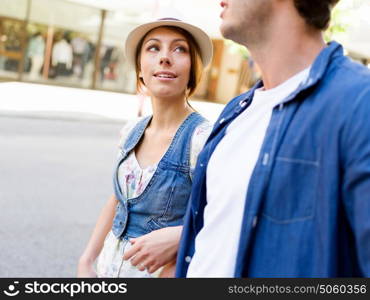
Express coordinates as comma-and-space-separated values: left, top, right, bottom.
0, 0, 28, 19
29, 0, 101, 39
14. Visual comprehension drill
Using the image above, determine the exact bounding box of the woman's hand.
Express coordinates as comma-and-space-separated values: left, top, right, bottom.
77, 258, 97, 278
123, 226, 182, 274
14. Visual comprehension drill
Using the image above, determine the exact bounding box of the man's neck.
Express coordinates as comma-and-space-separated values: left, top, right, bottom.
248, 22, 326, 90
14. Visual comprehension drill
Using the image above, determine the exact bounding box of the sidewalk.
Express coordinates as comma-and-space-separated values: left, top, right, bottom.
0, 82, 225, 123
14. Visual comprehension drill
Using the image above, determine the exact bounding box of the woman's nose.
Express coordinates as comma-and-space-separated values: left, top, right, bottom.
159, 55, 171, 66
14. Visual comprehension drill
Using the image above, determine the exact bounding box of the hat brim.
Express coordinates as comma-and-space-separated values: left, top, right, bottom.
125, 19, 213, 70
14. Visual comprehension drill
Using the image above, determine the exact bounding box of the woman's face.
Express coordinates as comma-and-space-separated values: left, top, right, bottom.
139, 27, 191, 99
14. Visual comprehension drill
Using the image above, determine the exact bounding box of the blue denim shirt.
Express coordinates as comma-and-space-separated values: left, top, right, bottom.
112, 112, 205, 240
176, 42, 370, 277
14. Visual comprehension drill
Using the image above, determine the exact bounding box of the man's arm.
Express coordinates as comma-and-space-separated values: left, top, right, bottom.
341, 87, 370, 276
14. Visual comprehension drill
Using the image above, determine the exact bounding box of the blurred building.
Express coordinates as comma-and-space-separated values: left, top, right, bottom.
0, 0, 261, 104
0, 0, 368, 104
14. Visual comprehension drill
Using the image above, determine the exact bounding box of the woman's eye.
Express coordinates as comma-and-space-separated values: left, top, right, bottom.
147, 45, 159, 52
175, 46, 188, 53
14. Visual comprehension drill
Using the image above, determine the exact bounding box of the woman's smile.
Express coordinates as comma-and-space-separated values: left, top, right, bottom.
153, 70, 178, 81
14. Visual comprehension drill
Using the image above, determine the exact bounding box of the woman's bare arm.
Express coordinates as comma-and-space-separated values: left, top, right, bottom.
77, 195, 118, 277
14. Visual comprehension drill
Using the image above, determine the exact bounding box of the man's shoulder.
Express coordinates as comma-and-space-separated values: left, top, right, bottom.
313, 57, 370, 131
313, 56, 370, 111
329, 55, 370, 89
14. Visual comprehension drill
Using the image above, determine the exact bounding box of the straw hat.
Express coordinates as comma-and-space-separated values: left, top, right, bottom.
125, 18, 213, 69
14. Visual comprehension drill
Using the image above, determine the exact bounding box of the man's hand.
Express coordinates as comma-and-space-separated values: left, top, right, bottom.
123, 226, 182, 274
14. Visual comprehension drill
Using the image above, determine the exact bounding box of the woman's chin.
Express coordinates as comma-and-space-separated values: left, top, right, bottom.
151, 90, 185, 100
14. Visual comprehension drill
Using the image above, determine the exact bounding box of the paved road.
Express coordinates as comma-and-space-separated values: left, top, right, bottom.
0, 116, 124, 277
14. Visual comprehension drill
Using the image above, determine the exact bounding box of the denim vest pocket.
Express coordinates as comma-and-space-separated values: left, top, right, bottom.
145, 184, 176, 231
261, 157, 319, 223
147, 218, 163, 231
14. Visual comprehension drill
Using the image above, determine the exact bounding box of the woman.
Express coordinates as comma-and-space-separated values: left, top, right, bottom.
77, 18, 213, 277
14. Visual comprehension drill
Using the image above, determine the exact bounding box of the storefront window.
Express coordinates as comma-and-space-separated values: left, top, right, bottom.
96, 11, 138, 94
22, 23, 47, 81
0, 17, 26, 79
27, 0, 100, 87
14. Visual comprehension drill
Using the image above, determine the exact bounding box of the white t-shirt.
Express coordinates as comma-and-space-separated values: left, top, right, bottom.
187, 67, 310, 277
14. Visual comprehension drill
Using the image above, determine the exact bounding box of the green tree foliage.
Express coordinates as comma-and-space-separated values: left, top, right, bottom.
325, 6, 349, 41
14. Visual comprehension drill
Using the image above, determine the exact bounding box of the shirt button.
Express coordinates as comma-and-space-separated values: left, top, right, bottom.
262, 153, 269, 166
200, 163, 204, 167
194, 211, 198, 215
185, 256, 192, 263
239, 100, 247, 107
219, 118, 225, 124
252, 216, 258, 228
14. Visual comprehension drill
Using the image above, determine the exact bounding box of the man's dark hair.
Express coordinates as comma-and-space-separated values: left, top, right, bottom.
294, 0, 340, 30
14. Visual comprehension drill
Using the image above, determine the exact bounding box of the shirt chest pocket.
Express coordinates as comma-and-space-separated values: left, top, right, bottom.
261, 156, 319, 224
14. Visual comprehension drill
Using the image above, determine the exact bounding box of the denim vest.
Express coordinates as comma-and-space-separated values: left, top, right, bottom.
112, 112, 205, 240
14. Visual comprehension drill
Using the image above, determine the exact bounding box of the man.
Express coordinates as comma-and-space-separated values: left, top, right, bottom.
176, 0, 370, 277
